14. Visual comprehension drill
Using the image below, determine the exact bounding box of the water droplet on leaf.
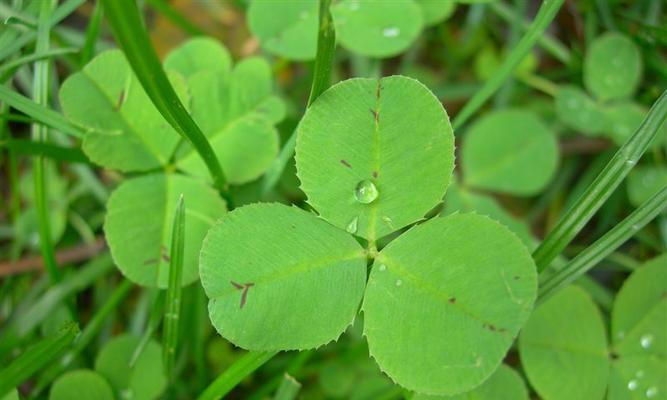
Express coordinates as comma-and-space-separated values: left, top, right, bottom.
395, 279, 402, 287
636, 370, 645, 378
646, 387, 658, 398
640, 334, 653, 349
628, 380, 638, 391
382, 27, 400, 38
346, 216, 358, 234
378, 264, 386, 271
354, 180, 378, 204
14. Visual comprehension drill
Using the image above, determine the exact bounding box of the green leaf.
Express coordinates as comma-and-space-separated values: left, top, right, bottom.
626, 166, 667, 208
247, 0, 319, 61
296, 76, 454, 241
363, 213, 537, 395
94, 334, 166, 400
163, 38, 231, 79
608, 355, 665, 400
1, 389, 18, 400
519, 286, 609, 400
461, 109, 559, 195
555, 85, 607, 136
412, 364, 529, 400
443, 183, 535, 249
60, 50, 186, 172
584, 33, 643, 102
49, 370, 114, 400
104, 173, 226, 288
332, 0, 423, 58
603, 102, 667, 148
199, 203, 367, 350
414, 0, 456, 27
164, 38, 284, 184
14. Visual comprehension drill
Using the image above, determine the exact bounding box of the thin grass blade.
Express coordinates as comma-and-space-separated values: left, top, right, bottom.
130, 290, 166, 367
272, 374, 301, 400
0, 322, 79, 398
163, 194, 185, 378
538, 185, 667, 303
0, 139, 89, 163
533, 90, 667, 273
80, 1, 103, 65
197, 351, 279, 400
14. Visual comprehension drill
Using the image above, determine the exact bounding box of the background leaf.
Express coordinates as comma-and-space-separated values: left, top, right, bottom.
461, 109, 559, 196
332, 0, 423, 58
199, 203, 367, 351
59, 50, 186, 171
363, 213, 537, 395
626, 166, 667, 208
94, 334, 166, 400
583, 33, 643, 102
104, 173, 226, 288
49, 370, 114, 400
555, 85, 607, 136
296, 76, 454, 241
414, 0, 456, 27
519, 286, 610, 400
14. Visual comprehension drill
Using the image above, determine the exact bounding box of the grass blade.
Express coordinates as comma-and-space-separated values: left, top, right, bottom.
0, 85, 85, 138
32, 279, 134, 396
0, 48, 78, 78
533, 90, 667, 273
272, 374, 301, 400
145, 0, 205, 36
130, 290, 166, 367
197, 351, 279, 400
0, 322, 79, 398
489, 1, 572, 65
31, 0, 60, 286
538, 186, 667, 303
80, 1, 103, 65
163, 194, 185, 378
0, 139, 89, 163
260, 0, 336, 195
452, 0, 565, 130
100, 0, 228, 193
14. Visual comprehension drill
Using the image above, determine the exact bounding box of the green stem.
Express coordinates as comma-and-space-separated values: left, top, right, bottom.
145, 0, 205, 36
0, 48, 78, 78
533, 90, 667, 273
1, 139, 89, 163
260, 0, 336, 196
538, 186, 667, 303
100, 0, 229, 194
518, 73, 559, 97
80, 0, 103, 65
452, 0, 565, 130
197, 351, 279, 400
489, 0, 572, 65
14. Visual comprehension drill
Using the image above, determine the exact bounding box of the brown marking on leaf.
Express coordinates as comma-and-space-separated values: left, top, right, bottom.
514, 275, 520, 280
239, 283, 255, 309
340, 159, 351, 168
114, 90, 125, 111
448, 297, 456, 304
230, 281, 244, 290
372, 171, 378, 178
143, 258, 158, 266
488, 324, 497, 332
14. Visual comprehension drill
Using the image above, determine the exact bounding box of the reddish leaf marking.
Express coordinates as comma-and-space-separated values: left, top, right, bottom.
340, 159, 351, 168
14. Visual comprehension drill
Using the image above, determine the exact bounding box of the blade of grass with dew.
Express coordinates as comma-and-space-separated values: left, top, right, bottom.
0, 139, 89, 163
198, 351, 279, 400
533, 90, 667, 273
273, 374, 301, 400
130, 290, 166, 367
32, 279, 134, 396
163, 194, 185, 378
260, 0, 336, 195
80, 1, 103, 65
489, 1, 572, 64
538, 185, 667, 303
145, 0, 205, 36
452, 0, 565, 130
0, 322, 79, 398
31, 0, 60, 286
0, 85, 84, 138
100, 0, 228, 195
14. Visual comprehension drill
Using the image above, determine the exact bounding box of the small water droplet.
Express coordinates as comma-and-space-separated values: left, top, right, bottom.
382, 27, 400, 38
354, 180, 378, 204
636, 370, 645, 378
378, 264, 386, 271
628, 380, 638, 391
346, 216, 358, 234
640, 334, 653, 349
646, 387, 658, 398
395, 279, 402, 287
618, 330, 625, 339
626, 159, 637, 166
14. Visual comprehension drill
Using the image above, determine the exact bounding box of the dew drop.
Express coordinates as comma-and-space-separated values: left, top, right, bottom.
354, 180, 379, 204
395, 279, 402, 287
640, 334, 653, 349
378, 264, 387, 271
382, 27, 400, 38
626, 159, 637, 166
346, 216, 358, 234
646, 387, 658, 398
636, 370, 645, 378
628, 380, 638, 391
